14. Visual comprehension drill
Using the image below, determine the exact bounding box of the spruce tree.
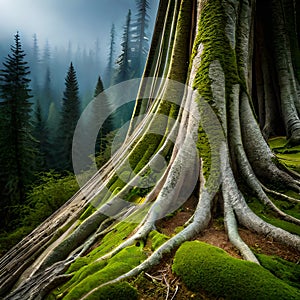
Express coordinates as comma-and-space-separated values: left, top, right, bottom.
92, 76, 112, 154
114, 10, 133, 84
131, 0, 150, 77
0, 33, 37, 227
56, 62, 80, 171
33, 100, 50, 170
104, 24, 116, 88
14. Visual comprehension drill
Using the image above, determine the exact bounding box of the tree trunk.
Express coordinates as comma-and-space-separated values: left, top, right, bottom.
1, 0, 300, 298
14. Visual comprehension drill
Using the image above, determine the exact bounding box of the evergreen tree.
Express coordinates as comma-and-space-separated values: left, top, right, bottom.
104, 24, 116, 88
131, 0, 150, 77
94, 75, 105, 98
92, 76, 113, 154
29, 34, 40, 91
41, 66, 54, 119
0, 33, 38, 227
56, 62, 80, 171
33, 100, 51, 170
114, 10, 133, 84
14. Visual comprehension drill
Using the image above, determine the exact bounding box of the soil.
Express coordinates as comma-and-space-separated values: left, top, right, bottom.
135, 194, 300, 299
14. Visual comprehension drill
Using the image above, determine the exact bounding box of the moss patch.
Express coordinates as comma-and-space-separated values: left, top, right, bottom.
256, 253, 300, 289
269, 136, 300, 172
247, 197, 300, 235
148, 230, 169, 250
62, 244, 146, 300
83, 282, 138, 300
172, 241, 300, 299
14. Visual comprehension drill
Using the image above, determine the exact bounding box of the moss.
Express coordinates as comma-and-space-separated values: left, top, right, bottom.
268, 136, 300, 172
174, 226, 185, 234
256, 253, 300, 289
268, 137, 289, 150
84, 282, 138, 300
191, 0, 238, 184
79, 205, 97, 221
172, 241, 300, 299
148, 230, 169, 250
62, 244, 146, 300
193, 0, 240, 103
247, 197, 300, 235
269, 196, 300, 220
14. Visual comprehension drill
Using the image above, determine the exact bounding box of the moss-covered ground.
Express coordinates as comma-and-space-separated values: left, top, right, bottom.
173, 241, 300, 299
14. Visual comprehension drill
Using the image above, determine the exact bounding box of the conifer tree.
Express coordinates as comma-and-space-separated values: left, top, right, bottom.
104, 24, 116, 88
92, 76, 113, 154
131, 0, 150, 77
56, 62, 80, 171
33, 100, 50, 170
41, 66, 54, 119
0, 33, 37, 227
114, 10, 134, 84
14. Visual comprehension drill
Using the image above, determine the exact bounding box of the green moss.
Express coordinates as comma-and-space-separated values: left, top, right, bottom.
269, 196, 300, 220
79, 205, 97, 221
84, 282, 138, 300
256, 254, 300, 289
268, 136, 300, 172
62, 245, 146, 300
172, 241, 300, 299
247, 197, 300, 235
191, 0, 238, 185
148, 230, 169, 250
193, 0, 240, 103
174, 226, 185, 234
268, 137, 288, 150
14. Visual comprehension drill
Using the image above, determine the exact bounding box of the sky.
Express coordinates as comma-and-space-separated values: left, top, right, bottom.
0, 0, 159, 57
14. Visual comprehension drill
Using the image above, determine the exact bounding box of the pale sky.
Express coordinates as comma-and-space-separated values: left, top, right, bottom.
0, 0, 158, 53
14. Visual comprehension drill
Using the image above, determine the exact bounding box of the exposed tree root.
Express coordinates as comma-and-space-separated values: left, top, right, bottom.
1, 0, 300, 299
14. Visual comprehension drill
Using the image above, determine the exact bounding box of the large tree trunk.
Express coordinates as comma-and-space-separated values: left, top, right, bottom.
1, 0, 300, 298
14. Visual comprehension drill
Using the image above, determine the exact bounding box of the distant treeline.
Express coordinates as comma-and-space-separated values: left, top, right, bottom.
0, 0, 151, 235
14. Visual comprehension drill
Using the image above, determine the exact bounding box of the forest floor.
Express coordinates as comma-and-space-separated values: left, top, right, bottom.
131, 194, 300, 299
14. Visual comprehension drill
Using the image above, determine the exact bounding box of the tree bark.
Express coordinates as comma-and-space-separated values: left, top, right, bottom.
0, 0, 300, 298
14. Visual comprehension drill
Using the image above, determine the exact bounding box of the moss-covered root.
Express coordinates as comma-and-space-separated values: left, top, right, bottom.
221, 146, 300, 252
80, 168, 213, 300
172, 241, 300, 299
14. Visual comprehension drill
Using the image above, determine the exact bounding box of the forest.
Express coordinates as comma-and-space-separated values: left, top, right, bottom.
0, 0, 153, 252
0, 0, 300, 299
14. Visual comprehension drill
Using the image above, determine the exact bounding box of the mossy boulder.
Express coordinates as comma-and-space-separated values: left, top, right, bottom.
172, 241, 300, 299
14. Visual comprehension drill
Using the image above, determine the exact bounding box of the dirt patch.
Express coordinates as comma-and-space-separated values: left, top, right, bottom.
239, 228, 300, 263
156, 195, 300, 263
156, 196, 198, 236
196, 225, 242, 259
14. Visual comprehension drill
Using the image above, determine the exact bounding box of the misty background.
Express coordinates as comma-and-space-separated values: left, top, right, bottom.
0, 0, 159, 106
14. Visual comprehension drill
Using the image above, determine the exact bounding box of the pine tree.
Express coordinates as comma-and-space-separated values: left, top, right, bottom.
41, 66, 54, 119
56, 62, 81, 171
104, 24, 116, 88
0, 33, 38, 227
131, 0, 150, 77
92, 76, 113, 154
29, 33, 40, 92
115, 10, 133, 84
94, 75, 104, 98
33, 100, 50, 170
